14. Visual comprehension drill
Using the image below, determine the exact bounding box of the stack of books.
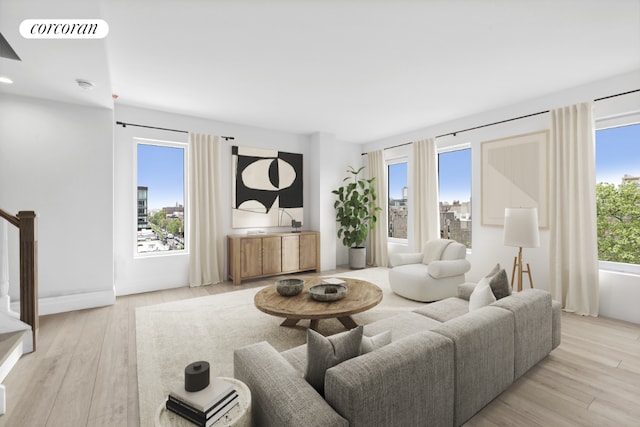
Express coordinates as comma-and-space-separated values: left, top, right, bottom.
166, 377, 239, 426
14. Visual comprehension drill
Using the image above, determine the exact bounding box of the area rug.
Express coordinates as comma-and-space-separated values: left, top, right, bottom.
136, 267, 423, 426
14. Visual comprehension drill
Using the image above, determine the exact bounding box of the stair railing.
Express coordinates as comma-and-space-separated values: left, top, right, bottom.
0, 208, 38, 351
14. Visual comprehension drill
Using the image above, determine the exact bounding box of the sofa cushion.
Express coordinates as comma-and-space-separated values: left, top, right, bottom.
282, 313, 440, 375
364, 311, 442, 340
325, 332, 455, 427
234, 341, 349, 427
305, 326, 363, 395
491, 289, 552, 379
360, 330, 392, 354
469, 277, 496, 310
432, 306, 515, 426
413, 297, 469, 322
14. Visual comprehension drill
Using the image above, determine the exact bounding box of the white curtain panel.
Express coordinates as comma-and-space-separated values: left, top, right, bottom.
188, 133, 224, 286
412, 138, 440, 250
367, 150, 389, 267
549, 102, 599, 316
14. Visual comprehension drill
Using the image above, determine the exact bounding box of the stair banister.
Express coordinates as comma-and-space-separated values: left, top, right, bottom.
0, 208, 38, 351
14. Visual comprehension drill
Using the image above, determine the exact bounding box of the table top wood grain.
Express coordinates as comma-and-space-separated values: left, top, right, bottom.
254, 277, 383, 321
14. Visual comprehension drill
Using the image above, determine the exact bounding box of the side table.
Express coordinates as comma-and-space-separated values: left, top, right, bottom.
155, 377, 252, 427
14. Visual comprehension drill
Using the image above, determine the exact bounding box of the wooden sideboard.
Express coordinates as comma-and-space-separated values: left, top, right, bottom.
227, 231, 320, 285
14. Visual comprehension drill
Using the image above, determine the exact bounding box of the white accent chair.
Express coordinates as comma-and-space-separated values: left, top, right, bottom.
389, 239, 471, 302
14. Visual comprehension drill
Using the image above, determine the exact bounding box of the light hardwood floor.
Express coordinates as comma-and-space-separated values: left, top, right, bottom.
1, 273, 639, 427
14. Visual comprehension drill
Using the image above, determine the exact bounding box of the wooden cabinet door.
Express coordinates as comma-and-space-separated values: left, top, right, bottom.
262, 236, 282, 275
240, 238, 262, 278
281, 235, 300, 272
300, 233, 318, 270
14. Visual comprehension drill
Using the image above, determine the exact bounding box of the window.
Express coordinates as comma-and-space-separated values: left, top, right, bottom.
438, 147, 472, 248
387, 160, 408, 240
136, 139, 187, 255
595, 123, 640, 268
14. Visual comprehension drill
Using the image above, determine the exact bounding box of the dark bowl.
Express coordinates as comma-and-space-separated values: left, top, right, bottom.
275, 278, 305, 296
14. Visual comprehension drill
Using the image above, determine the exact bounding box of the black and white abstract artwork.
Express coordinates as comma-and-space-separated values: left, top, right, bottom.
232, 146, 303, 228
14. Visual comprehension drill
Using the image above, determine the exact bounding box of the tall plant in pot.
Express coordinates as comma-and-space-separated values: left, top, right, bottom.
332, 166, 382, 269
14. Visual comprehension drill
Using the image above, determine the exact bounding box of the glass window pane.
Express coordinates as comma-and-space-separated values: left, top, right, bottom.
388, 162, 408, 239
439, 148, 472, 248
137, 143, 185, 254
595, 123, 640, 265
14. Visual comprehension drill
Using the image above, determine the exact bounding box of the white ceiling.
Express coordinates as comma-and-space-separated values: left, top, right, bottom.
1, 0, 639, 142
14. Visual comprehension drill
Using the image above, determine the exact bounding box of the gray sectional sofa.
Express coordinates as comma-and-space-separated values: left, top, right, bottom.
234, 285, 561, 427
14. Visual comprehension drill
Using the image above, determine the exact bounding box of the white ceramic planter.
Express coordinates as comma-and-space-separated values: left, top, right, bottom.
349, 247, 366, 269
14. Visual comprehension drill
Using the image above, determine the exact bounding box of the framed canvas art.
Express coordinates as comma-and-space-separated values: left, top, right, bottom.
481, 130, 549, 228
232, 146, 303, 228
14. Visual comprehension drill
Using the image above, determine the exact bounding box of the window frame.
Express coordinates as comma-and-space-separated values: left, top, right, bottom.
594, 114, 640, 275
133, 137, 189, 258
437, 142, 472, 250
386, 156, 409, 244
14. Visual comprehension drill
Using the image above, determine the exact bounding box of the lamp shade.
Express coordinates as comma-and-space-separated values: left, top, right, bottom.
503, 207, 540, 248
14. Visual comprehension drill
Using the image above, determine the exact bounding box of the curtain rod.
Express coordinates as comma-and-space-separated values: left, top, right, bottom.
115, 121, 235, 141
361, 88, 640, 155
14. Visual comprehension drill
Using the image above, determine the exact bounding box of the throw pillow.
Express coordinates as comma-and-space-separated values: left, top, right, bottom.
360, 330, 392, 355
488, 268, 512, 300
485, 263, 500, 278
305, 325, 363, 395
469, 277, 496, 311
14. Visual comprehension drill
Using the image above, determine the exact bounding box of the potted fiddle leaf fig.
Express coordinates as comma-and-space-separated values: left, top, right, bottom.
332, 166, 382, 269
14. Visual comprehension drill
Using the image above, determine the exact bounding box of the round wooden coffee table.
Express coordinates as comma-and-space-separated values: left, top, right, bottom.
254, 277, 383, 331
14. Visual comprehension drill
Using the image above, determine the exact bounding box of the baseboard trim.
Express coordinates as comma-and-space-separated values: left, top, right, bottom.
115, 281, 184, 297
10, 289, 116, 316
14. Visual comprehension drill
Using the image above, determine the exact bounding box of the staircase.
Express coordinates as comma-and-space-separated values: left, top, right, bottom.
0, 208, 37, 415
0, 314, 32, 414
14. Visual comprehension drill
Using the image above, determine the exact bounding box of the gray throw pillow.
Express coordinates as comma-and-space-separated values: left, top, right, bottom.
360, 330, 392, 354
489, 268, 512, 300
305, 325, 363, 395
485, 263, 500, 278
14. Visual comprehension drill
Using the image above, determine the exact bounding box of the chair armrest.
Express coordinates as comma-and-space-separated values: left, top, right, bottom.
234, 342, 348, 427
427, 259, 471, 278
389, 252, 423, 267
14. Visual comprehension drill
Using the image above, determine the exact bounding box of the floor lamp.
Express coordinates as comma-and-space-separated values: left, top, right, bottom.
503, 207, 540, 292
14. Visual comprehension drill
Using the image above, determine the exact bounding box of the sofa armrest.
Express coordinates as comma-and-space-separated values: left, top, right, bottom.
325, 332, 454, 427
389, 252, 423, 267
234, 341, 348, 427
427, 259, 471, 278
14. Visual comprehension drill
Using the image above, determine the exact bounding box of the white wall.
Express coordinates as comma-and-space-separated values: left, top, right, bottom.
0, 94, 115, 314
114, 104, 354, 295
363, 70, 640, 324
308, 133, 363, 269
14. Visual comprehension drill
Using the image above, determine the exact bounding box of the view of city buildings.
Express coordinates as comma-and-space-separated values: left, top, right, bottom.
137, 142, 186, 254
388, 150, 472, 247
137, 186, 185, 254
388, 186, 408, 238
439, 200, 472, 247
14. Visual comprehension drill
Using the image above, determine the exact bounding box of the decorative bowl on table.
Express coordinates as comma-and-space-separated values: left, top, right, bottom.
275, 278, 305, 296
309, 283, 348, 301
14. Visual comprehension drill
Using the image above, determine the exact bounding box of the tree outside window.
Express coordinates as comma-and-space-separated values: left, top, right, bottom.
595, 123, 640, 265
